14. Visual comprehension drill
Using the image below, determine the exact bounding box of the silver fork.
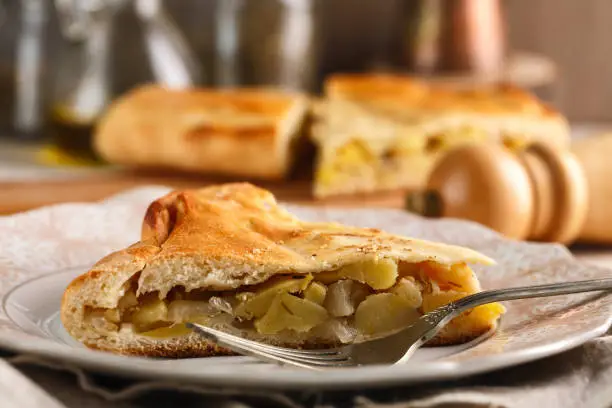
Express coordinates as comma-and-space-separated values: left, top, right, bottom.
189, 278, 612, 369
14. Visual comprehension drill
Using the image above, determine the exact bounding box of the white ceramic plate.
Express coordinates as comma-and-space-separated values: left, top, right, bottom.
0, 187, 611, 390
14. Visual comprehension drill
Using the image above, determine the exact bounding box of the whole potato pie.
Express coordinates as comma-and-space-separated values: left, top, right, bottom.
61, 183, 504, 357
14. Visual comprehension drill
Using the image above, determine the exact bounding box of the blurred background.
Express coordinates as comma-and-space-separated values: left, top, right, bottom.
0, 0, 609, 143
1, 0, 611, 219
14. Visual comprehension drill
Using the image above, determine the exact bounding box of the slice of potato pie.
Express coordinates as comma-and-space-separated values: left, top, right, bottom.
61, 183, 504, 357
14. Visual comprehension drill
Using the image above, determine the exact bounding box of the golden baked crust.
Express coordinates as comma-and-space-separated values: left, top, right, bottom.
313, 74, 570, 197
325, 74, 429, 106
325, 73, 562, 117
94, 86, 308, 180
61, 183, 503, 357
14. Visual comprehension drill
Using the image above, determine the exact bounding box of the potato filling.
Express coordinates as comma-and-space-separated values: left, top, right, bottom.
88, 259, 501, 343
315, 126, 515, 192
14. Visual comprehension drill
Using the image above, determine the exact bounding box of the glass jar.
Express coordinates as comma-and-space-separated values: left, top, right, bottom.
14, 0, 48, 139
45, 0, 124, 163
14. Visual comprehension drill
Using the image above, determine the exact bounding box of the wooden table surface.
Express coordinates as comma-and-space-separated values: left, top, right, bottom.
0, 170, 410, 215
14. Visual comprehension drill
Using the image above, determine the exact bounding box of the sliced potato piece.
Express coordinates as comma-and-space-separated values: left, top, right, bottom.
254, 296, 293, 334
118, 290, 138, 310
449, 263, 480, 292
354, 293, 420, 335
131, 297, 168, 332
470, 302, 506, 326
281, 293, 328, 324
303, 281, 327, 305
317, 259, 398, 290
344, 258, 398, 289
421, 290, 466, 313
104, 308, 121, 324
420, 261, 478, 292
391, 277, 423, 308
254, 293, 328, 335
422, 290, 505, 322
335, 140, 375, 166
235, 275, 312, 319
422, 290, 504, 332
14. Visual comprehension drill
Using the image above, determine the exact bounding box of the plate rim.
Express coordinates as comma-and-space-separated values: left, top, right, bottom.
2, 267, 611, 390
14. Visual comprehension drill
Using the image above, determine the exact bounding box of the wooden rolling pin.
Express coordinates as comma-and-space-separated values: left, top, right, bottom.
406, 134, 612, 244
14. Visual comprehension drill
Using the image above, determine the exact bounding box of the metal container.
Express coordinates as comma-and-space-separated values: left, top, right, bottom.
214, 0, 321, 92
395, 0, 507, 75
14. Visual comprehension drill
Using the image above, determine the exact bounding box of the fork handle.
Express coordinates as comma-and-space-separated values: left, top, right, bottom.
453, 278, 612, 314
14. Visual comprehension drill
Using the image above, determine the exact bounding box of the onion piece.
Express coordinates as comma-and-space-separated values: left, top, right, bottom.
324, 280, 370, 317
316, 319, 358, 344
209, 296, 234, 315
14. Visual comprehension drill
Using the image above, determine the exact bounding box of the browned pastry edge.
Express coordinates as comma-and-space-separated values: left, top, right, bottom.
61, 183, 501, 357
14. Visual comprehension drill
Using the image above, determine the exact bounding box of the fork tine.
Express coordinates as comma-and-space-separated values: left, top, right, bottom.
259, 348, 350, 362
189, 323, 346, 357
225, 337, 352, 365
188, 323, 353, 368
215, 332, 351, 365
273, 355, 354, 367
250, 343, 352, 363
217, 335, 352, 368
241, 342, 354, 367
223, 340, 329, 369
232, 340, 346, 358
264, 347, 343, 356
240, 340, 349, 360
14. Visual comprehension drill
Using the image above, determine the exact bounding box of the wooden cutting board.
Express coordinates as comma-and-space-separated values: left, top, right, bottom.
0, 170, 407, 215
